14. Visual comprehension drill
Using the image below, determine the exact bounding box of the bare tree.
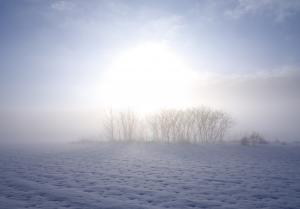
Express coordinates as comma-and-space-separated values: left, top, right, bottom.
103, 108, 139, 142
119, 109, 137, 141
103, 106, 232, 143
103, 107, 116, 141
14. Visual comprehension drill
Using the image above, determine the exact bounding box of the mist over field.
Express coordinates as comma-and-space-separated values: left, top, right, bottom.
2, 69, 300, 143
1, 0, 300, 144
0, 1, 300, 209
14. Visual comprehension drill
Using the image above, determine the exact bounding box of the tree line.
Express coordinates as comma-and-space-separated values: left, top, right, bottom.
102, 106, 233, 143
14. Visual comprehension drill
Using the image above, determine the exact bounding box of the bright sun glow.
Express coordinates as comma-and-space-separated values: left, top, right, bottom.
100, 42, 196, 113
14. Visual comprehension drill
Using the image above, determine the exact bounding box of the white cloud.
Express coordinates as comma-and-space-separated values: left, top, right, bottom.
224, 0, 300, 22
51, 0, 75, 12
138, 15, 184, 41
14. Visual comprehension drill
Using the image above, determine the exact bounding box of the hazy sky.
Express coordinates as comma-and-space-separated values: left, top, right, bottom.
1, 0, 300, 142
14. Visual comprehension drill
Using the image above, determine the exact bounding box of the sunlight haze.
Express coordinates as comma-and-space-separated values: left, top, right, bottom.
1, 0, 300, 142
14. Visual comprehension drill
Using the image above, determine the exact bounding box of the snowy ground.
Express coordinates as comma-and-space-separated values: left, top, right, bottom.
0, 143, 300, 209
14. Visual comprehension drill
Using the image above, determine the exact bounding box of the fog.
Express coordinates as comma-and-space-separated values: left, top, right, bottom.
1, 68, 299, 143
1, 0, 300, 143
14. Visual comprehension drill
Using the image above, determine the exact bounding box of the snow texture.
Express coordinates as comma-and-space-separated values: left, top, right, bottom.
0, 143, 300, 209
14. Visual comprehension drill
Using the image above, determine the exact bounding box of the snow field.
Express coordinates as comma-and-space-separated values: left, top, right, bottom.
0, 143, 299, 209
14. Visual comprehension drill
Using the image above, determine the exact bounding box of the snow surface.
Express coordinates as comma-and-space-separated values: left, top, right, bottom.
0, 143, 300, 209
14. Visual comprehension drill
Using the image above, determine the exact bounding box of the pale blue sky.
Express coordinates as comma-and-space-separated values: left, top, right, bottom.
1, 0, 300, 141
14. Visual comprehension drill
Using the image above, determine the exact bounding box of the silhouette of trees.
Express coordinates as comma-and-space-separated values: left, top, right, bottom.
240, 132, 268, 146
148, 107, 232, 143
103, 109, 138, 141
103, 108, 116, 141
119, 110, 137, 141
103, 106, 233, 143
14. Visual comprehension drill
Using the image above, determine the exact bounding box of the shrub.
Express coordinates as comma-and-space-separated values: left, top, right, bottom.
240, 132, 268, 146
